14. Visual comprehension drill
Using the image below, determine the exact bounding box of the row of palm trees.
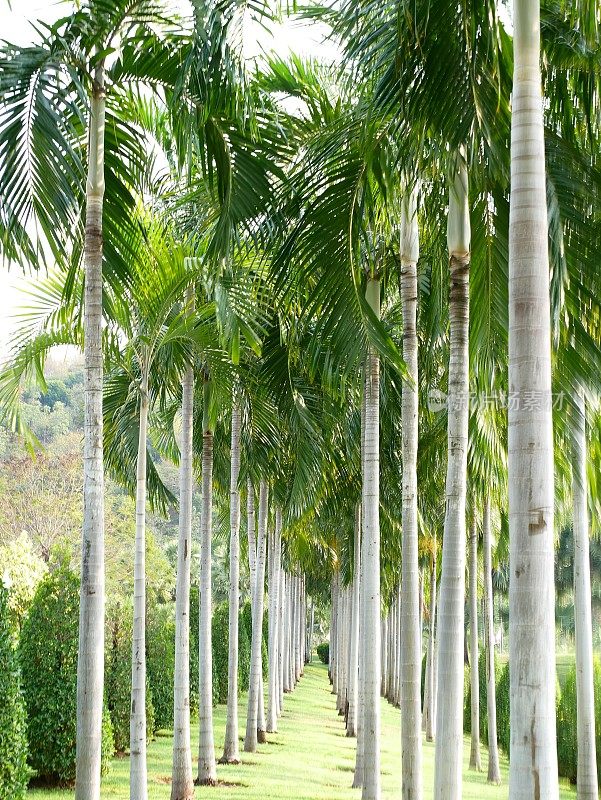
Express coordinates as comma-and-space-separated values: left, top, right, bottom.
1, 1, 601, 800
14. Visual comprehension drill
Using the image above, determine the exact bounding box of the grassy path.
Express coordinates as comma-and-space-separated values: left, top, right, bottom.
30, 661, 576, 799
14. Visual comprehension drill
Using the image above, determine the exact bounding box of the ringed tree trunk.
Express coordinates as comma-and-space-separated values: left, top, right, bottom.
468, 516, 481, 771
400, 186, 423, 800
76, 59, 106, 800
572, 390, 598, 800
347, 503, 361, 737
423, 547, 437, 742
482, 497, 501, 784
130, 376, 149, 800
508, 2, 559, 798
362, 275, 381, 800
171, 357, 194, 800
220, 395, 242, 764
197, 378, 217, 785
244, 480, 268, 752
267, 508, 282, 733
434, 150, 470, 800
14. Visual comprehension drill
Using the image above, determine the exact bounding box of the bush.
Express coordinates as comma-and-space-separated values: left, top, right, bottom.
106, 603, 155, 752
317, 642, 329, 664
464, 649, 503, 745
190, 592, 253, 710
557, 658, 601, 785
0, 584, 29, 799
146, 604, 175, 731
496, 661, 511, 754
240, 600, 268, 681
19, 568, 113, 784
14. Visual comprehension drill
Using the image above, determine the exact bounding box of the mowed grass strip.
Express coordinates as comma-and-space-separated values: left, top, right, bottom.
28, 661, 576, 799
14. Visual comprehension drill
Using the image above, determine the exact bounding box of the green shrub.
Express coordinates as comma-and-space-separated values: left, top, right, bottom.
0, 584, 29, 799
19, 568, 113, 784
496, 661, 511, 754
317, 642, 329, 664
241, 600, 268, 681
146, 604, 175, 731
464, 649, 503, 745
557, 658, 601, 785
106, 603, 155, 752
190, 593, 254, 710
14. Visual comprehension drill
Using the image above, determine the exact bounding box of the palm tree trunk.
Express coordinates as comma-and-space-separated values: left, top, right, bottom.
247, 479, 257, 599
572, 390, 598, 800
509, 3, 559, 798
197, 380, 216, 785
267, 508, 282, 732
380, 616, 388, 699
400, 187, 423, 800
434, 151, 470, 800
347, 503, 361, 737
244, 480, 268, 752
468, 517, 481, 771
76, 60, 106, 800
278, 566, 286, 710
220, 396, 242, 764
130, 380, 149, 800
424, 550, 437, 742
171, 360, 194, 800
482, 497, 501, 784
362, 275, 381, 800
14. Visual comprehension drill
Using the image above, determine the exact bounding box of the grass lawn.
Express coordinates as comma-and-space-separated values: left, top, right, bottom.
28, 661, 576, 799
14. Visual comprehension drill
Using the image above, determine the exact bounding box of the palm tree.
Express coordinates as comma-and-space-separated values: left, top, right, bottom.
0, 8, 183, 793
467, 514, 481, 771
220, 393, 242, 764
508, 2, 559, 797
244, 479, 269, 752
482, 497, 501, 784
399, 186, 423, 799
434, 151, 471, 800
198, 374, 217, 785
571, 390, 598, 800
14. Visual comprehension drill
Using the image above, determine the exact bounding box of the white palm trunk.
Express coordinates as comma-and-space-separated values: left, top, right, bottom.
197, 384, 216, 785
171, 361, 194, 800
392, 597, 399, 705
482, 497, 501, 784
362, 276, 381, 800
380, 615, 388, 699
277, 564, 286, 713
395, 587, 402, 707
400, 187, 423, 800
434, 151, 470, 800
468, 517, 481, 771
509, 3, 559, 798
423, 551, 437, 742
247, 480, 257, 606
572, 390, 598, 800
284, 574, 293, 693
295, 576, 302, 682
267, 509, 282, 732
220, 397, 242, 764
76, 60, 106, 800
130, 379, 149, 800
244, 480, 268, 751
347, 504, 361, 736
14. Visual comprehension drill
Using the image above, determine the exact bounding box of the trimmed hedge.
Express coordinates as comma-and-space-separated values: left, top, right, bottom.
0, 584, 29, 799
463, 650, 503, 745
19, 568, 113, 784
146, 604, 175, 731
106, 603, 155, 751
557, 658, 601, 785
211, 601, 251, 704
317, 642, 329, 664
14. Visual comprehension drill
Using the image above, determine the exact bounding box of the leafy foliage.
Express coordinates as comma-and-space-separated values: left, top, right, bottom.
557, 658, 601, 785
146, 604, 176, 732
18, 568, 113, 784
105, 602, 155, 752
316, 642, 329, 665
0, 584, 29, 799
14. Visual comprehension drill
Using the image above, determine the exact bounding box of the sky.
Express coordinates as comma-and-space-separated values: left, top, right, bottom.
0, 1, 337, 356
